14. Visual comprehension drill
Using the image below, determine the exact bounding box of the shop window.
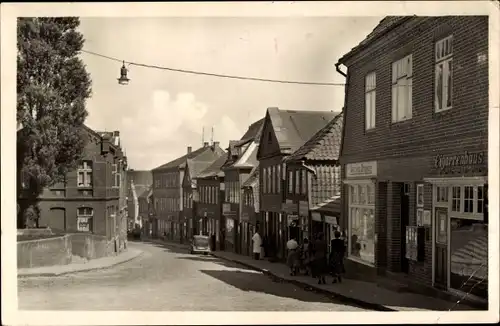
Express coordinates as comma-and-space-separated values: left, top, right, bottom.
77, 207, 93, 232
348, 182, 375, 265
477, 185, 484, 214
451, 186, 461, 212
392, 54, 413, 122
435, 35, 453, 112
436, 186, 449, 203
464, 186, 474, 213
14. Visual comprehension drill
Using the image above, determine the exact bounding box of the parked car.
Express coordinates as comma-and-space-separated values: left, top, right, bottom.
190, 235, 211, 255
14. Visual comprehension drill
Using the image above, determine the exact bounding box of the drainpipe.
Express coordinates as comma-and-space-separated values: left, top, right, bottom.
335, 62, 347, 78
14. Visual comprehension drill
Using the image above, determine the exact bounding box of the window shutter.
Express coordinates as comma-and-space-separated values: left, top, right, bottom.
391, 84, 398, 122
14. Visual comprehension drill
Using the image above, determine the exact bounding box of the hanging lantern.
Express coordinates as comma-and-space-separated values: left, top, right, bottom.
117, 61, 130, 85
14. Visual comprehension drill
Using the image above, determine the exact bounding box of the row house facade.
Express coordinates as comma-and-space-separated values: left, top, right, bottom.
221, 118, 264, 255
336, 16, 488, 302
283, 111, 343, 253
241, 166, 260, 255
192, 154, 227, 250
18, 126, 128, 250
257, 107, 337, 261
151, 142, 224, 242
181, 143, 225, 240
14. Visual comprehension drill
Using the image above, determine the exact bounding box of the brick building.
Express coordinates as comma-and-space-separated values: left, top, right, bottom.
193, 154, 227, 250
181, 145, 225, 240
336, 16, 488, 302
18, 126, 128, 248
151, 142, 225, 243
283, 111, 343, 251
221, 118, 264, 254
256, 107, 337, 260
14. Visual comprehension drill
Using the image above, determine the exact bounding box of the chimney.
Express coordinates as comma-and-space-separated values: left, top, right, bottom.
211, 141, 220, 150
203, 142, 209, 147
187, 146, 192, 154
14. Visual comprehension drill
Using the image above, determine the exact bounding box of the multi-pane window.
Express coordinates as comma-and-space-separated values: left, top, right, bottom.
288, 170, 293, 194
267, 167, 271, 194
301, 170, 307, 195
348, 182, 375, 265
477, 186, 484, 214
464, 186, 474, 213
112, 162, 121, 188
271, 166, 275, 193
436, 186, 449, 203
392, 54, 413, 122
77, 161, 93, 187
277, 164, 281, 192
295, 170, 300, 194
77, 207, 93, 232
262, 168, 267, 194
452, 186, 461, 212
435, 35, 453, 112
365, 72, 376, 130
333, 165, 341, 196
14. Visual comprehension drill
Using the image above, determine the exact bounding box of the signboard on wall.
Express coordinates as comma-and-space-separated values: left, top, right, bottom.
282, 202, 297, 214
346, 161, 377, 178
311, 212, 322, 222
299, 201, 309, 216
324, 215, 338, 226
222, 203, 233, 215
433, 151, 486, 174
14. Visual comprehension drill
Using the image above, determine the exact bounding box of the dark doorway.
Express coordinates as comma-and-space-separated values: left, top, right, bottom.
434, 207, 448, 290
49, 207, 66, 232
400, 183, 410, 274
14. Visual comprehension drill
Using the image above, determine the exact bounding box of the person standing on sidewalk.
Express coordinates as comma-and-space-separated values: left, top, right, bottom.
286, 236, 299, 276
329, 231, 346, 283
252, 229, 262, 260
312, 232, 328, 284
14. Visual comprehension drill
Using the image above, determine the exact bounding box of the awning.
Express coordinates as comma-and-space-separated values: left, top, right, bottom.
310, 196, 341, 215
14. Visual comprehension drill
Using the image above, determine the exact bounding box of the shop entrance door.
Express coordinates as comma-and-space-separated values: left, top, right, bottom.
434, 207, 448, 290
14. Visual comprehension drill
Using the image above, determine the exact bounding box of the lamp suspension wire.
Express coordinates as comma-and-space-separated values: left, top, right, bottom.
80, 49, 345, 86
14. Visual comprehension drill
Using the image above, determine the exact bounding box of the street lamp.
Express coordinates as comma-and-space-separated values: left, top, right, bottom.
118, 61, 130, 85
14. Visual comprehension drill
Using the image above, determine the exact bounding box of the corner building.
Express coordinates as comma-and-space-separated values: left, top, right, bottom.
336, 16, 488, 302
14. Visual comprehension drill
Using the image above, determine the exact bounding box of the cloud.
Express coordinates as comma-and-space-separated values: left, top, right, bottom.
118, 89, 241, 170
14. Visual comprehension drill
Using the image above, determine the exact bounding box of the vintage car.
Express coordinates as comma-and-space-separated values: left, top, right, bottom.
190, 235, 211, 255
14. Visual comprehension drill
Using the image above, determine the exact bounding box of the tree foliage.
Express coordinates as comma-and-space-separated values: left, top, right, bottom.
17, 17, 92, 227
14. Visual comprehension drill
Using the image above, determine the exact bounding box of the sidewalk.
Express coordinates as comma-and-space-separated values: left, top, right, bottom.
18, 247, 144, 277
209, 250, 479, 312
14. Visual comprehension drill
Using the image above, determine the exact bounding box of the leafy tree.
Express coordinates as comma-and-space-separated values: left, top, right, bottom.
17, 17, 92, 228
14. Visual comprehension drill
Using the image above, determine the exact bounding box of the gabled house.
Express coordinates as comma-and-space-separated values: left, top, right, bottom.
221, 118, 264, 254
151, 142, 225, 243
17, 125, 128, 252
336, 16, 488, 302
194, 154, 228, 250
181, 146, 225, 240
256, 107, 338, 260
283, 111, 343, 252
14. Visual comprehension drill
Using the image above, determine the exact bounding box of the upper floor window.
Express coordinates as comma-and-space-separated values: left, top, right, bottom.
262, 168, 267, 194
435, 35, 453, 112
392, 54, 413, 122
295, 170, 300, 194
365, 72, 376, 130
288, 170, 293, 194
301, 169, 307, 195
112, 162, 121, 188
277, 164, 281, 193
271, 166, 276, 193
267, 167, 271, 194
77, 161, 93, 187
77, 207, 93, 232
333, 165, 341, 196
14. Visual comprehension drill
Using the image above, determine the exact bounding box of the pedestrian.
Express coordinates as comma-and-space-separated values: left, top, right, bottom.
252, 229, 262, 260
286, 236, 299, 276
301, 237, 311, 276
329, 231, 346, 283
312, 232, 328, 284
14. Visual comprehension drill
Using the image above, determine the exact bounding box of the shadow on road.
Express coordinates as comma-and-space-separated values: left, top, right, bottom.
176, 256, 254, 270
199, 269, 360, 306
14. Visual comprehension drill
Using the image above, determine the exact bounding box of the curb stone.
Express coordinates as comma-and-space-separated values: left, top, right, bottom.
210, 252, 396, 312
18, 249, 144, 278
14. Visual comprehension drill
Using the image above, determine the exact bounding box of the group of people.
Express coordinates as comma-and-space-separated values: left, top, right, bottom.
251, 228, 347, 285
286, 231, 346, 285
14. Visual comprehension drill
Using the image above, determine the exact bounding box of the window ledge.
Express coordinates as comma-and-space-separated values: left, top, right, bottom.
391, 117, 413, 126
435, 107, 453, 114
347, 256, 375, 267
365, 127, 376, 133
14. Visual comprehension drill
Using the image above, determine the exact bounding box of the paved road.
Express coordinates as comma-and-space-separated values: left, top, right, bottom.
18, 241, 366, 311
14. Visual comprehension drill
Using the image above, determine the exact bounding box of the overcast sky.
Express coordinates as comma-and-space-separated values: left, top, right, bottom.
78, 17, 382, 170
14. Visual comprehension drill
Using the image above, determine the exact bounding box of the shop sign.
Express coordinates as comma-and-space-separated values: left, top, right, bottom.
324, 215, 338, 226
282, 202, 297, 214
311, 212, 322, 222
241, 212, 250, 222
287, 214, 299, 226
299, 201, 309, 216
222, 203, 234, 215
346, 161, 377, 178
433, 151, 486, 173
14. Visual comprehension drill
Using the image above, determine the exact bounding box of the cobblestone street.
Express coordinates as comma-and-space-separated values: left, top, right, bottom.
18, 242, 367, 311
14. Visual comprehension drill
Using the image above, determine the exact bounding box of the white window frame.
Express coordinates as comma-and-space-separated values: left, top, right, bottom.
277, 164, 281, 193
77, 207, 93, 232
112, 162, 121, 188
391, 54, 413, 122
434, 183, 485, 221
347, 180, 376, 266
288, 170, 293, 194
435, 35, 453, 112
416, 184, 424, 208
365, 72, 376, 130
295, 170, 300, 194
77, 161, 93, 188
